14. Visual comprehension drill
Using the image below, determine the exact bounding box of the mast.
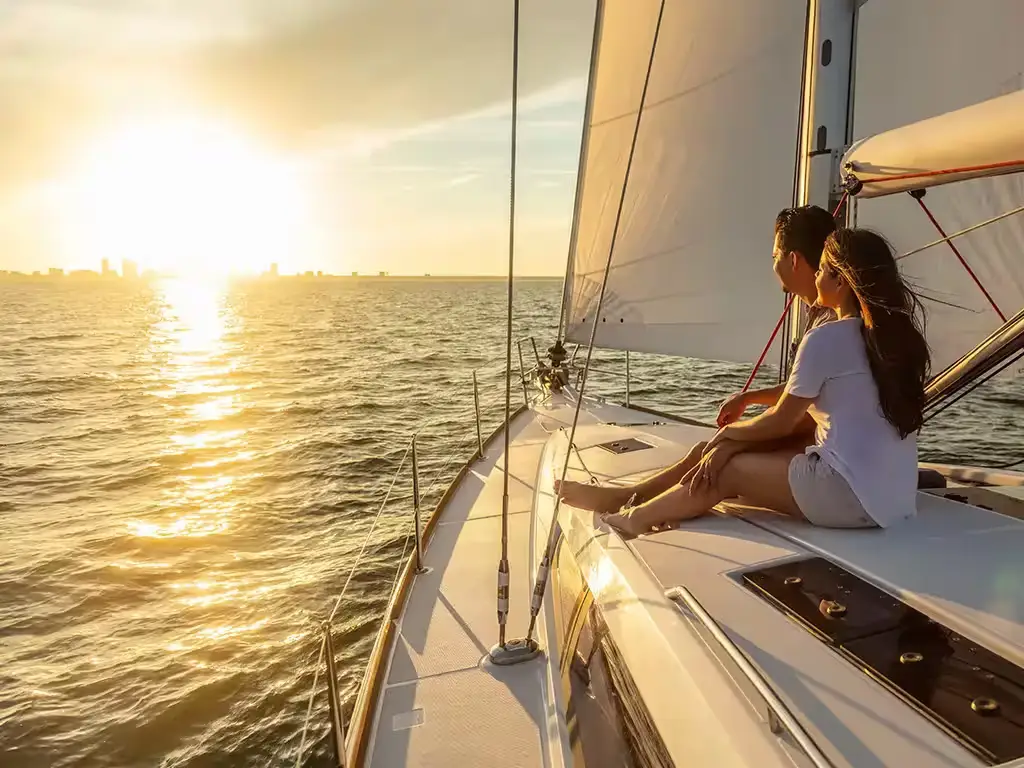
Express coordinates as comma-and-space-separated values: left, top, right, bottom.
785, 0, 858, 371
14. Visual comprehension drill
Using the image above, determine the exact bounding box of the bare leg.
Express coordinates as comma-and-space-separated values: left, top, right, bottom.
554, 440, 709, 513
603, 449, 803, 536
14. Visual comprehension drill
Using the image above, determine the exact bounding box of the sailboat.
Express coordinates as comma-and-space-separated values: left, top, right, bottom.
298, 1, 1024, 766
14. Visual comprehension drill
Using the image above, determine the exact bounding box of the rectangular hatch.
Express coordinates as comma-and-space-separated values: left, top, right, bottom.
743, 557, 1024, 764
743, 556, 908, 644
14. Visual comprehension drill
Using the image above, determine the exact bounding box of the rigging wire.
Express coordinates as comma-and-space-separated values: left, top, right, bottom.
526, 0, 667, 642
495, 0, 521, 649
896, 202, 1024, 262
910, 192, 1006, 322
328, 444, 412, 626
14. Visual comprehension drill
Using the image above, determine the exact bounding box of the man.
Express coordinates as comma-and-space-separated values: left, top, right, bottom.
717, 205, 837, 427
555, 205, 838, 515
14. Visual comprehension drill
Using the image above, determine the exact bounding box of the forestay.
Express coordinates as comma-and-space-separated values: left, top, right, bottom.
850, 0, 1024, 374
562, 0, 808, 363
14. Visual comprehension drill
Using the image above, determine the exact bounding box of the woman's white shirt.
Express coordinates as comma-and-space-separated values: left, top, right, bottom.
785, 318, 917, 527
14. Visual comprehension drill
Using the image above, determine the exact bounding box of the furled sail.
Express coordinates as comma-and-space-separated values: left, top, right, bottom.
844, 90, 1024, 199
850, 0, 1024, 375
561, 0, 809, 363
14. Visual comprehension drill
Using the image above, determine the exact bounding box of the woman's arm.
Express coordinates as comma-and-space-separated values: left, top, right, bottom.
710, 392, 814, 447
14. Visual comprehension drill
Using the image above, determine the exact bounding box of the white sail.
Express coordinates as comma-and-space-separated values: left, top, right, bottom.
851, 0, 1024, 375
562, 0, 808, 363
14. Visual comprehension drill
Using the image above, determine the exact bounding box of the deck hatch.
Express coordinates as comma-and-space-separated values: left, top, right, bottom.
742, 556, 908, 644
743, 557, 1024, 764
594, 438, 653, 455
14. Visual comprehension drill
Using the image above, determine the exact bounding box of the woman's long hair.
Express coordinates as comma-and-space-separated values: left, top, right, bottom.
822, 229, 931, 438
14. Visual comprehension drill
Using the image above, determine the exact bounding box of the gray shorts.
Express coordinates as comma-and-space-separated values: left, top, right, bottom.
788, 452, 877, 529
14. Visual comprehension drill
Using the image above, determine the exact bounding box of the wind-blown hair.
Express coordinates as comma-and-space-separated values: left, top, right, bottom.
822, 229, 931, 437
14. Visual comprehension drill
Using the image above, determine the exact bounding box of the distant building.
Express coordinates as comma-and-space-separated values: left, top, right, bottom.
101, 258, 113, 277
48, 268, 64, 277
269, 262, 279, 278
122, 259, 138, 280
304, 270, 314, 278
351, 271, 359, 277
378, 271, 387, 277
316, 271, 323, 278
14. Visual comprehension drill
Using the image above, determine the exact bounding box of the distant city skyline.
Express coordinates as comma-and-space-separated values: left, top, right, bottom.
0, 255, 561, 281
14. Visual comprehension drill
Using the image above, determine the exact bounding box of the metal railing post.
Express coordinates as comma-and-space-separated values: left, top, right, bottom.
625, 350, 631, 407
323, 623, 347, 767
411, 436, 426, 574
529, 337, 542, 366
515, 341, 529, 405
472, 371, 484, 457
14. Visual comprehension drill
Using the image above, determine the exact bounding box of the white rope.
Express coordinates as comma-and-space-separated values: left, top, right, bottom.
897, 202, 1024, 261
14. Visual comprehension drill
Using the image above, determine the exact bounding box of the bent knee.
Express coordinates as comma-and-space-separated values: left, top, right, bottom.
689, 440, 708, 456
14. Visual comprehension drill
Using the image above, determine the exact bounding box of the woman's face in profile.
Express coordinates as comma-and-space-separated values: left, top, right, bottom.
815, 252, 848, 309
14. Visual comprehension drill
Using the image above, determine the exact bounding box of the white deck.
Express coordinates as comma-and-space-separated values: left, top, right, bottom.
362, 393, 1024, 767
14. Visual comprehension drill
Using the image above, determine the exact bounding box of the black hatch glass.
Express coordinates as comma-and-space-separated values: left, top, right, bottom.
743, 556, 1024, 764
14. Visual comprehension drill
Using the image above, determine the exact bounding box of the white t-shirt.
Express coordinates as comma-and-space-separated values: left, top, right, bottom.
784, 318, 917, 527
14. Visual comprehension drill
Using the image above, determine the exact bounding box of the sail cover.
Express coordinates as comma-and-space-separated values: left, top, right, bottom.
851, 0, 1024, 375
561, 0, 808, 363
844, 90, 1024, 199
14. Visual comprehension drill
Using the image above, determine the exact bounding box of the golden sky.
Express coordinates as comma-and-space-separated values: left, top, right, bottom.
0, 0, 595, 275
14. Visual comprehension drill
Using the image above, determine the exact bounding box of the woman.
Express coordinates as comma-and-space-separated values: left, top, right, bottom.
557, 228, 930, 535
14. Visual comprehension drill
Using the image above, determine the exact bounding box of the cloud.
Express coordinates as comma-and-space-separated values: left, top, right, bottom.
445, 173, 481, 188
0, 0, 597, 193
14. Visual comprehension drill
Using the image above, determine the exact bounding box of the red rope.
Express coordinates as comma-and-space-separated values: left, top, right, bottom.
742, 293, 794, 392
852, 158, 1024, 189
831, 190, 850, 219
913, 195, 1006, 323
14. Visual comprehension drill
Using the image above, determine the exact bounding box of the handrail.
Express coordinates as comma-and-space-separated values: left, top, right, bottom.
665, 587, 835, 768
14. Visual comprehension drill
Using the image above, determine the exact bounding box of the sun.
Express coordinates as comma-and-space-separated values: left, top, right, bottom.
59, 114, 310, 276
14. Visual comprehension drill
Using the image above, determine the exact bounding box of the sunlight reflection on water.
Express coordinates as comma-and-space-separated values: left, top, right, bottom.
129, 279, 247, 543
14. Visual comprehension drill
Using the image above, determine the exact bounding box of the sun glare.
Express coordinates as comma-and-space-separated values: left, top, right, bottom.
60, 114, 310, 276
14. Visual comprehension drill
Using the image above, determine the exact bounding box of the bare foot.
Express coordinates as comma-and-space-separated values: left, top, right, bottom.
602, 507, 655, 537
601, 499, 682, 537
554, 480, 632, 514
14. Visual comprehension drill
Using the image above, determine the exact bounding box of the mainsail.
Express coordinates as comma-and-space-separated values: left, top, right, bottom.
561, 0, 809, 363
849, 0, 1024, 375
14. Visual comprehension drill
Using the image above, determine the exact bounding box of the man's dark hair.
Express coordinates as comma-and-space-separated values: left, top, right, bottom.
774, 205, 836, 270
